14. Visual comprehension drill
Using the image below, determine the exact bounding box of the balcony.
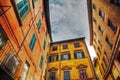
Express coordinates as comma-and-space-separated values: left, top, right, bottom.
0, 40, 22, 79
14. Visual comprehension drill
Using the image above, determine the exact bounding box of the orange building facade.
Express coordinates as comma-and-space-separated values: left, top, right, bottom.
0, 0, 51, 80
88, 0, 120, 80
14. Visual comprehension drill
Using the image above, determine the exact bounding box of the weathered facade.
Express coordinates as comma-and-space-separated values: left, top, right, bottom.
47, 38, 96, 80
0, 0, 51, 80
88, 0, 120, 80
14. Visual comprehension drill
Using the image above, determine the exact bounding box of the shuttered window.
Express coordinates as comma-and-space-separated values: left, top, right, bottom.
49, 55, 58, 62
40, 56, 44, 69
29, 34, 36, 51
61, 53, 70, 60
64, 71, 70, 80
43, 39, 46, 50
50, 72, 56, 80
37, 20, 41, 30
16, 0, 29, 19
74, 51, 85, 59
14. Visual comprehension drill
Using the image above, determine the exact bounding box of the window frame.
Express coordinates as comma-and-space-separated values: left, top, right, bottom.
39, 56, 44, 69
49, 71, 56, 80
16, 0, 30, 20
64, 71, 70, 80
61, 53, 70, 60
108, 19, 117, 33
63, 44, 68, 49
74, 42, 80, 48
99, 10, 105, 20
79, 69, 88, 79
74, 51, 85, 59
52, 46, 58, 51
48, 54, 58, 62
29, 34, 36, 51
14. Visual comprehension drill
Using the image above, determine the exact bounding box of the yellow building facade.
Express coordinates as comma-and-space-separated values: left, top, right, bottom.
0, 0, 51, 80
88, 0, 120, 80
47, 37, 96, 80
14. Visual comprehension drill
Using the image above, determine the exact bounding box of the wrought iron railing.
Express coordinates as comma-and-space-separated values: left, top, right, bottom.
0, 40, 21, 78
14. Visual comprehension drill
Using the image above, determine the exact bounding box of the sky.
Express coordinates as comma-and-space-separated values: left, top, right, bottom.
49, 0, 96, 60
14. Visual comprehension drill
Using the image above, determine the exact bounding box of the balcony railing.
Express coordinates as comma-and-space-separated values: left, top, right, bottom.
0, 40, 22, 78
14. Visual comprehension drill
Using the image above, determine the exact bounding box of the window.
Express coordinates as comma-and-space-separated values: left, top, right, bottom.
64, 71, 70, 80
61, 53, 70, 60
42, 10, 45, 19
74, 51, 85, 59
93, 18, 97, 24
117, 53, 120, 63
29, 34, 36, 51
111, 0, 120, 6
33, 0, 38, 3
43, 39, 46, 50
108, 19, 117, 33
16, 0, 29, 19
52, 46, 57, 51
37, 20, 41, 30
39, 56, 44, 69
79, 69, 87, 79
98, 26, 103, 34
117, 76, 120, 80
74, 42, 80, 48
49, 55, 58, 62
104, 52, 109, 61
63, 44, 68, 49
50, 72, 56, 80
93, 4, 96, 10
99, 10, 105, 20
0, 24, 8, 50
21, 62, 30, 80
98, 47, 101, 54
106, 36, 113, 49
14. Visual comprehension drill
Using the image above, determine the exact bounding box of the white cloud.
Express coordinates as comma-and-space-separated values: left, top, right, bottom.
49, 0, 97, 60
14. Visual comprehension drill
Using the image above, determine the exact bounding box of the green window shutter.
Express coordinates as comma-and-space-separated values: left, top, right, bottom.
61, 54, 63, 60
74, 53, 77, 59
43, 39, 46, 50
68, 54, 70, 60
56, 55, 58, 61
82, 52, 85, 58
49, 56, 51, 62
37, 20, 41, 30
29, 34, 36, 51
40, 56, 44, 69
33, 0, 38, 3
16, 0, 29, 19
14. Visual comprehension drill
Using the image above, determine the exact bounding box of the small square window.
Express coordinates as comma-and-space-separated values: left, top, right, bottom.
108, 19, 117, 33
111, 0, 120, 6
52, 46, 57, 51
93, 4, 96, 10
63, 44, 68, 49
74, 42, 80, 48
99, 10, 105, 20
